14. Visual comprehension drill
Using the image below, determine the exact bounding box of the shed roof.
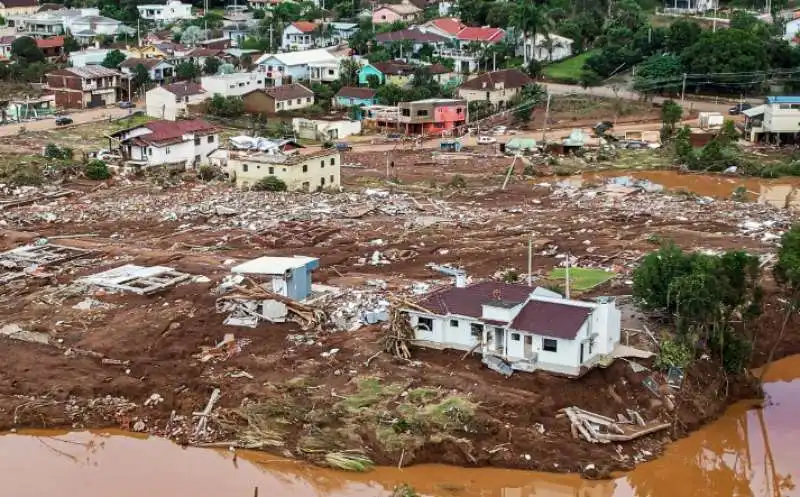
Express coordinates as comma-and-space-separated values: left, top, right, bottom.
743, 105, 765, 117
509, 300, 592, 340
415, 281, 535, 317
231, 256, 319, 275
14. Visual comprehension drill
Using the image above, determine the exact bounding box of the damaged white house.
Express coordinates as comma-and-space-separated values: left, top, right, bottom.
403, 281, 622, 376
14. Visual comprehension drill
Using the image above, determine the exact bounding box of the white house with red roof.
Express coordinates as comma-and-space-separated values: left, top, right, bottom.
419, 18, 505, 73
282, 21, 321, 51
403, 280, 622, 376
111, 119, 220, 168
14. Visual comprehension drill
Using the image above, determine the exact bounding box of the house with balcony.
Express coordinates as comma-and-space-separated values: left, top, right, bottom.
120, 58, 174, 82
255, 48, 340, 84
432, 24, 505, 73
110, 118, 220, 168
366, 97, 467, 136
46, 66, 126, 109
457, 69, 532, 110
420, 17, 466, 39
137, 1, 194, 24
402, 280, 622, 376
744, 96, 800, 144
281, 21, 321, 51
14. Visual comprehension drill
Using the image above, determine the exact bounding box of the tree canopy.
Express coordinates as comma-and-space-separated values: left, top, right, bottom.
101, 49, 126, 69
11, 37, 44, 64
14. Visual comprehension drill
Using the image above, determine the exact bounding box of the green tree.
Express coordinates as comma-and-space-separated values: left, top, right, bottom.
252, 8, 265, 19
132, 64, 151, 90
375, 83, 404, 105
85, 160, 111, 180
204, 56, 222, 75
666, 19, 701, 54
633, 54, 683, 95
660, 99, 683, 139
11, 36, 44, 63
673, 125, 694, 165
579, 69, 602, 88
311, 82, 335, 111
764, 226, 800, 376
207, 94, 244, 118
253, 176, 287, 191
101, 49, 126, 68
339, 57, 361, 87
511, 2, 551, 66
63, 35, 81, 54
176, 61, 201, 80
681, 29, 768, 93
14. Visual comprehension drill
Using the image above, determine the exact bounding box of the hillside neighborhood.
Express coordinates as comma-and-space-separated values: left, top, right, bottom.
2, 0, 800, 488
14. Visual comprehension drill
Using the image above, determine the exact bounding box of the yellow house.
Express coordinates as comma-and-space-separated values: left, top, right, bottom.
128, 45, 169, 59
0, 0, 38, 17
228, 148, 341, 192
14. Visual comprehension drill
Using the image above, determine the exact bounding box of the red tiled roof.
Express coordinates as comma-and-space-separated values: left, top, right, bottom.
374, 28, 446, 44
186, 48, 222, 57
430, 17, 466, 36
427, 62, 450, 74
36, 36, 64, 49
135, 119, 217, 146
291, 21, 318, 33
510, 300, 592, 340
416, 281, 535, 317
456, 26, 504, 43
335, 86, 377, 99
459, 69, 532, 91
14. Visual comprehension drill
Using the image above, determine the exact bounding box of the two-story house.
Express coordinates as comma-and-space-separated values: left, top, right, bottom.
137, 1, 194, 23
36, 36, 65, 61
255, 48, 340, 84
395, 98, 468, 135
111, 118, 219, 168
457, 69, 532, 110
373, 28, 448, 56
0, 0, 38, 18
281, 21, 321, 51
403, 280, 622, 376
745, 96, 800, 144
145, 82, 208, 120
372, 1, 421, 24
46, 66, 126, 109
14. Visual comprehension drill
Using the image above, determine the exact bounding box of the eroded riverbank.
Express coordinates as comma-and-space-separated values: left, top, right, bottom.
3, 354, 798, 497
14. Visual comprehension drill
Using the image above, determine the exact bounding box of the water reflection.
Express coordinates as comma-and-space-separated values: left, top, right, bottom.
1, 356, 799, 497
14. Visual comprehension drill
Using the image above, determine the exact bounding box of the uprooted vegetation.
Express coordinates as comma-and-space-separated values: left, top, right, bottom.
221, 376, 479, 470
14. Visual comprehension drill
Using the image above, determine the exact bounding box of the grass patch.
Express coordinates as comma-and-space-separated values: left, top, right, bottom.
542, 51, 597, 83
338, 377, 404, 413
549, 267, 615, 291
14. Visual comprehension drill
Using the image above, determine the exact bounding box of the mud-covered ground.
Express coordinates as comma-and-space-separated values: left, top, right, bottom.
0, 153, 796, 476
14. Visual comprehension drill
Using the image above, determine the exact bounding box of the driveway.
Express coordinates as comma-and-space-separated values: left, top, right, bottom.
0, 106, 135, 137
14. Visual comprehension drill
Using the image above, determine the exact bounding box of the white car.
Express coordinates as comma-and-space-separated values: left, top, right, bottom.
478, 135, 497, 144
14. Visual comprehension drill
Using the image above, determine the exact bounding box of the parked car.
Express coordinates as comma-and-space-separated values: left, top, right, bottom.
728, 103, 752, 115
54, 116, 73, 126
477, 135, 497, 144
118, 101, 136, 109
492, 125, 507, 135
334, 142, 352, 151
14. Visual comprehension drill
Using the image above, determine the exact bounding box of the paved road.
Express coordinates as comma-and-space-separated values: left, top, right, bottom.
0, 106, 134, 137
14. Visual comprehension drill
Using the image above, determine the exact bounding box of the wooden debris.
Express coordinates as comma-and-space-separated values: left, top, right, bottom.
218, 280, 326, 330
563, 406, 668, 444
382, 306, 413, 360
193, 388, 221, 439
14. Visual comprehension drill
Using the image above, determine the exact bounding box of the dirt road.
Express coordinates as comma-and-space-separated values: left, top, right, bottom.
0, 106, 134, 137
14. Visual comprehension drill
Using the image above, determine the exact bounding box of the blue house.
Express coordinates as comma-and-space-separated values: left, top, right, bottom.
334, 86, 378, 110
231, 255, 319, 301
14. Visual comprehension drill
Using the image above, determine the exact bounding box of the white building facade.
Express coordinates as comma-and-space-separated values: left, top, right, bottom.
145, 83, 209, 121
201, 72, 267, 97
137, 1, 194, 23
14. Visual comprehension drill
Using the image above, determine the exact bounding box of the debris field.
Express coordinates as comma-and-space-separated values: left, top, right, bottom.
0, 154, 796, 476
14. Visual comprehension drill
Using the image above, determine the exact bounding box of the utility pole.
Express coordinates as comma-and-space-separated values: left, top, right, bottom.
492, 51, 496, 72
680, 73, 687, 105
713, 0, 718, 32
527, 235, 533, 287
268, 24, 274, 53
565, 252, 571, 300
541, 92, 552, 143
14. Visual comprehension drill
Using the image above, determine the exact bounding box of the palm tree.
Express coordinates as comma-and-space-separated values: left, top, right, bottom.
511, 2, 552, 66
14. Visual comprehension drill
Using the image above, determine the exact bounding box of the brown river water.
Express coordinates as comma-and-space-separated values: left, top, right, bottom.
577, 170, 800, 208
2, 355, 799, 497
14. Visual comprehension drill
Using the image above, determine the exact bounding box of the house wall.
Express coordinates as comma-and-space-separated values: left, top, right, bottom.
372, 7, 403, 24
458, 87, 522, 108
274, 94, 314, 112
386, 74, 411, 86
763, 103, 800, 133
334, 96, 375, 108
292, 118, 361, 140
242, 90, 275, 114
358, 65, 384, 85
0, 5, 38, 17
201, 72, 266, 97
128, 133, 219, 166
230, 151, 341, 190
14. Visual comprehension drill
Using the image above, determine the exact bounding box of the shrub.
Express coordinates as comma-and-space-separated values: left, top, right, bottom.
44, 143, 73, 160
654, 337, 694, 370
252, 175, 287, 192
523, 164, 536, 176
197, 164, 218, 181
84, 159, 111, 180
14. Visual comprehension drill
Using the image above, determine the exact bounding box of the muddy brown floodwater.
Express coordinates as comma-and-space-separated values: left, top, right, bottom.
2, 356, 799, 497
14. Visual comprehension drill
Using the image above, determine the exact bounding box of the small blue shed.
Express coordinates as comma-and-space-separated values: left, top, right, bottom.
231, 256, 319, 301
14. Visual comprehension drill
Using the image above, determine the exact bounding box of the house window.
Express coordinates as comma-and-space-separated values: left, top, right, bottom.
165, 147, 171, 154
470, 323, 484, 338
330, 174, 334, 183
147, 148, 153, 156
330, 158, 335, 165
268, 166, 274, 174
302, 164, 308, 172
457, 108, 463, 114
511, 333, 520, 341
194, 137, 201, 145
449, 319, 459, 327
208, 135, 214, 143
328, 69, 335, 75
239, 82, 245, 87
543, 338, 558, 352
320, 160, 325, 167
321, 177, 325, 186
296, 98, 301, 104
417, 317, 433, 331
306, 97, 311, 102
277, 102, 283, 109
194, 154, 200, 163
242, 164, 248, 172
257, 80, 263, 84
184, 96, 189, 103
416, 109, 428, 116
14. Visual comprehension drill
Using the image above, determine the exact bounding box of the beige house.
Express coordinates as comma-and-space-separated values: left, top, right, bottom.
457, 69, 533, 110
145, 82, 208, 121
228, 148, 341, 191
0, 0, 38, 18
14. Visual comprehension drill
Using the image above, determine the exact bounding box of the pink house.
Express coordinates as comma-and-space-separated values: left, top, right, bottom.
372, 2, 422, 24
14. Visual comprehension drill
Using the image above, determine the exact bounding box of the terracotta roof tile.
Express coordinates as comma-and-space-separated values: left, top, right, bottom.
134, 119, 217, 146
291, 21, 319, 33
456, 26, 504, 43
430, 17, 466, 35
374, 28, 446, 44
160, 82, 205, 97
36, 36, 64, 49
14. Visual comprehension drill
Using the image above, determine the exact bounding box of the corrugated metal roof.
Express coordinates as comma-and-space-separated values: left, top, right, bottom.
743, 105, 765, 117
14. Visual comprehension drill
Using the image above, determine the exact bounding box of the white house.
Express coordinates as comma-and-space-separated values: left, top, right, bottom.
146, 82, 208, 121
201, 71, 267, 97
68, 48, 123, 68
119, 58, 174, 82
517, 33, 573, 63
137, 1, 194, 23
111, 119, 220, 168
403, 281, 622, 376
292, 117, 362, 141
282, 21, 321, 51
255, 48, 341, 84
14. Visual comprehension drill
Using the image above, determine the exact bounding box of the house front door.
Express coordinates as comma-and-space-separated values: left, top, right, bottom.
494, 328, 504, 354
524, 335, 533, 359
